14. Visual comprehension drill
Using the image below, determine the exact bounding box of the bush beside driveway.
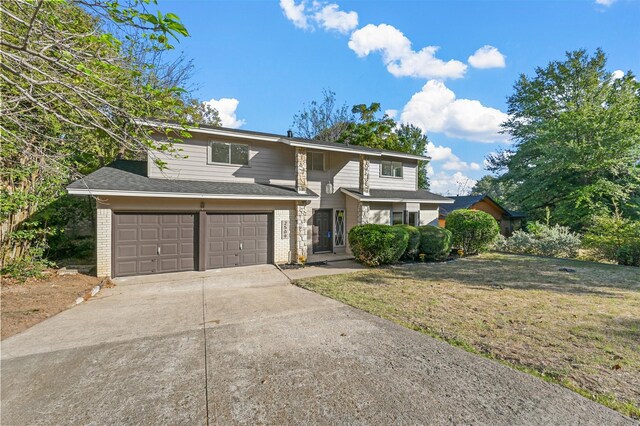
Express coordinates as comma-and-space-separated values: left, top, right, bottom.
294, 253, 640, 419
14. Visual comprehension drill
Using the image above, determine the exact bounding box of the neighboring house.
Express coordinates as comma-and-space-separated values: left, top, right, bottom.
438, 195, 524, 236
67, 123, 454, 278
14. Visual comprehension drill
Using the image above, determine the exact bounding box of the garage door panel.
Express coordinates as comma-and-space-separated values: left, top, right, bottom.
113, 213, 196, 277
116, 215, 138, 225
206, 213, 271, 269
140, 228, 159, 241
140, 215, 159, 225
117, 229, 137, 242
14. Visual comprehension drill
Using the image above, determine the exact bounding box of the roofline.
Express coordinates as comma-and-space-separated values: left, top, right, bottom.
340, 188, 455, 204
138, 120, 430, 161
67, 188, 319, 201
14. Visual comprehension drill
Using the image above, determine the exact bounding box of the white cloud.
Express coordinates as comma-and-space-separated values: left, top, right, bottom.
429, 170, 477, 196
314, 3, 358, 34
203, 98, 245, 129
348, 24, 467, 79
384, 109, 398, 119
426, 142, 480, 171
468, 45, 506, 69
280, 1, 358, 33
400, 80, 510, 143
280, 0, 310, 30
612, 69, 624, 80
595, 0, 616, 6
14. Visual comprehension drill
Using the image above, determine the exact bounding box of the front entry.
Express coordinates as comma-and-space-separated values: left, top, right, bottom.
313, 209, 333, 253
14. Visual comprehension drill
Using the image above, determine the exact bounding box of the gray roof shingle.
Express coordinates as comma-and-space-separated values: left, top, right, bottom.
67, 160, 318, 199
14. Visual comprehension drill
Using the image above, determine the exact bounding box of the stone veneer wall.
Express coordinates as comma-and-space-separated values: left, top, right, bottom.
96, 206, 112, 277
295, 201, 308, 262
357, 201, 370, 225
359, 154, 370, 196
295, 147, 307, 193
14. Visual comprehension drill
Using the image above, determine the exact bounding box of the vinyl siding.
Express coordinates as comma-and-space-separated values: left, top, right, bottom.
369, 159, 417, 191
149, 136, 296, 186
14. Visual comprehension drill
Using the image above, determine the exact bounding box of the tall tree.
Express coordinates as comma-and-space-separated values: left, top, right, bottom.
291, 89, 354, 141
488, 49, 640, 229
0, 0, 206, 266
395, 124, 430, 189
337, 103, 399, 150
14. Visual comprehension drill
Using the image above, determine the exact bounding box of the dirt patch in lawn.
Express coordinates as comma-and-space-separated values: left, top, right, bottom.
294, 253, 640, 418
1, 272, 102, 340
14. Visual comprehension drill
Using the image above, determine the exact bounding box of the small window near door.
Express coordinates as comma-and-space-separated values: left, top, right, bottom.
209, 142, 249, 165
335, 210, 345, 246
307, 152, 326, 171
392, 211, 404, 225
408, 211, 419, 226
381, 161, 403, 178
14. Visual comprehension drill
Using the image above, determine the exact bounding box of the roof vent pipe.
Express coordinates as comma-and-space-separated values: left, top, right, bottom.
287, 130, 293, 138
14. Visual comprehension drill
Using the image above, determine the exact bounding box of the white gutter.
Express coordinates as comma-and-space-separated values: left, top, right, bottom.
340, 188, 455, 204
67, 188, 318, 201
138, 120, 430, 161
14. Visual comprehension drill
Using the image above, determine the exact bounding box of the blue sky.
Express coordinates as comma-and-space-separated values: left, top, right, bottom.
159, 0, 639, 195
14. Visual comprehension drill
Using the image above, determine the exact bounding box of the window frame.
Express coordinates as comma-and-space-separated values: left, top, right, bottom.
391, 211, 404, 225
208, 141, 250, 166
307, 151, 327, 172
380, 160, 403, 178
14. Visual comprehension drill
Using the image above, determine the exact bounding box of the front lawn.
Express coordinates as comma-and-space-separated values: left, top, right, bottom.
294, 253, 640, 418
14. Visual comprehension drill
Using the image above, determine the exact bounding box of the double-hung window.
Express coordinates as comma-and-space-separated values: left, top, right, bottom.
209, 142, 249, 166
381, 160, 403, 178
307, 152, 325, 171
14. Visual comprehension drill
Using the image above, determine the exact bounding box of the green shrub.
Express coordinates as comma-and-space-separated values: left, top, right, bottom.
584, 216, 640, 266
417, 225, 452, 260
348, 224, 409, 266
494, 222, 581, 258
445, 209, 500, 255
394, 224, 421, 260
616, 242, 640, 267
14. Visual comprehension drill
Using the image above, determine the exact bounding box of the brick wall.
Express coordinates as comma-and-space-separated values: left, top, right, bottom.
273, 208, 295, 263
96, 206, 112, 277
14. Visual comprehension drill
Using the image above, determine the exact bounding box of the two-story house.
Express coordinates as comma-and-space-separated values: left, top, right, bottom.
67, 123, 454, 278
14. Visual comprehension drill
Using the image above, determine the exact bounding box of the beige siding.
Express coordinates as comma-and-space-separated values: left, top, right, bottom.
369, 159, 417, 191
419, 203, 440, 226
344, 196, 360, 254
368, 202, 391, 225
149, 136, 296, 186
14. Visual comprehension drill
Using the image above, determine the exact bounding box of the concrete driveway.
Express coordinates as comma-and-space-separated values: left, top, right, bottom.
1, 264, 632, 425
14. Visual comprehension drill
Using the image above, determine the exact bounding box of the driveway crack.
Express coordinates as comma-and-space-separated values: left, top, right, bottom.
201, 278, 211, 426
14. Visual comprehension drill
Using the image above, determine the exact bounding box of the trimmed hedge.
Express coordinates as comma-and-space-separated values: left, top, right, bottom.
394, 224, 421, 260
445, 209, 499, 255
348, 224, 409, 266
417, 225, 452, 260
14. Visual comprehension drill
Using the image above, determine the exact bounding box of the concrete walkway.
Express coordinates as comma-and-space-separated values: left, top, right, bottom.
1, 265, 633, 425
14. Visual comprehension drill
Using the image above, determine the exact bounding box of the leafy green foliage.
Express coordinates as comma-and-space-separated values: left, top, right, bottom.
0, 0, 213, 270
348, 224, 409, 266
417, 226, 453, 260
445, 210, 500, 255
291, 89, 354, 141
488, 49, 640, 230
583, 216, 640, 266
494, 222, 582, 258
394, 224, 421, 260
395, 124, 430, 189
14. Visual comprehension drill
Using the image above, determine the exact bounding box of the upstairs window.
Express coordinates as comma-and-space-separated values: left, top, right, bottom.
209, 142, 249, 165
381, 160, 403, 178
307, 152, 326, 171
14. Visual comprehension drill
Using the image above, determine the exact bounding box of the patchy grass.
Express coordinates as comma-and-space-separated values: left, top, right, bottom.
294, 253, 640, 418
1, 272, 102, 339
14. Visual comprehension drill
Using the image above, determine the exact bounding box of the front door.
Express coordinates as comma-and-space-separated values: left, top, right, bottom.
313, 209, 333, 253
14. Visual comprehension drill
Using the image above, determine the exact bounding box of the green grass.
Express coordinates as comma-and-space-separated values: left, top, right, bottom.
294, 253, 640, 419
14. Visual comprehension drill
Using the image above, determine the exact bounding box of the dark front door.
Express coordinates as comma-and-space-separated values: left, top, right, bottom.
313, 209, 333, 253
206, 213, 271, 269
112, 213, 196, 277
